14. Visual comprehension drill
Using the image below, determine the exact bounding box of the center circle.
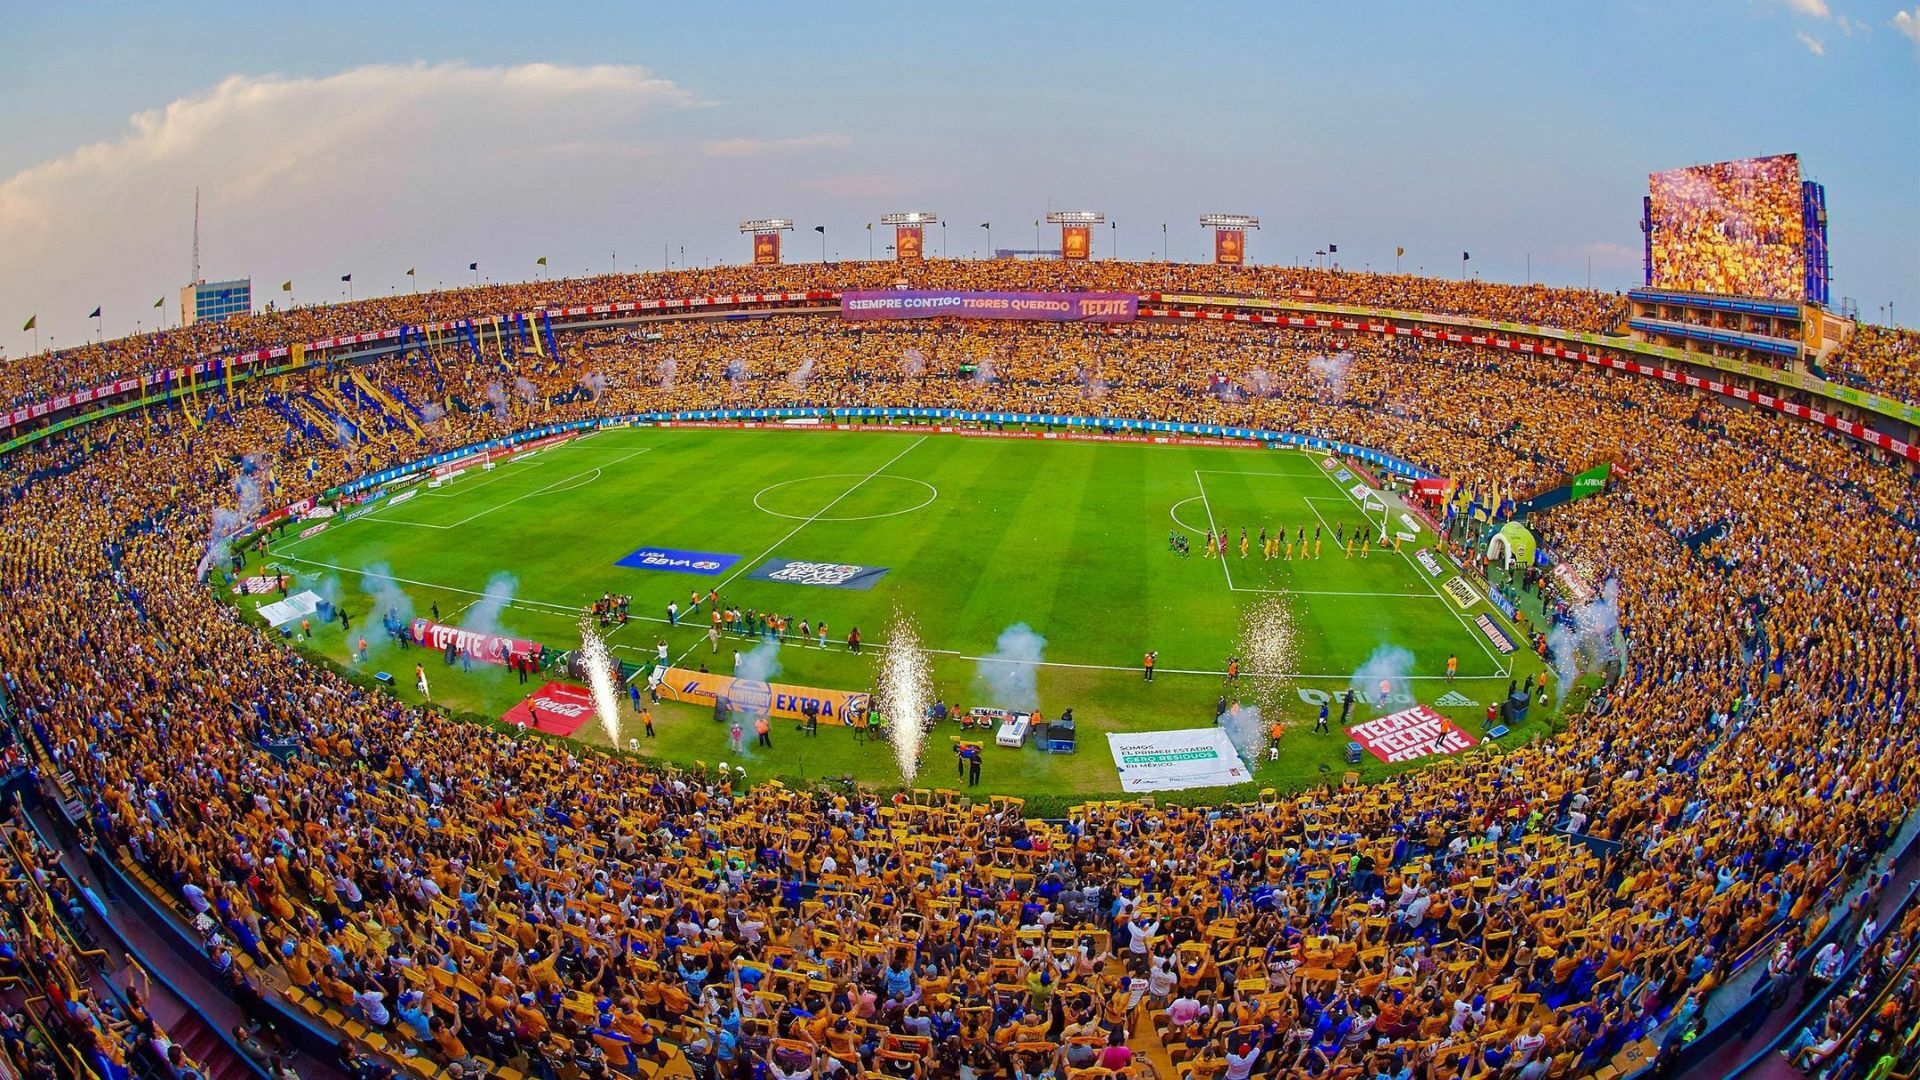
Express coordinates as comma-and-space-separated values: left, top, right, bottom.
753, 474, 938, 522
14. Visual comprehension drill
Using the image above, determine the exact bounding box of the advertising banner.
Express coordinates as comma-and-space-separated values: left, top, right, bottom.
409, 618, 544, 666
1061, 225, 1091, 261
1441, 577, 1482, 609
752, 232, 781, 266
1214, 229, 1244, 265
1106, 728, 1253, 792
1347, 705, 1479, 764
841, 291, 1137, 323
1474, 613, 1518, 655
502, 682, 595, 738
616, 546, 742, 576
1569, 462, 1611, 501
746, 558, 891, 590
656, 666, 870, 725
895, 226, 923, 262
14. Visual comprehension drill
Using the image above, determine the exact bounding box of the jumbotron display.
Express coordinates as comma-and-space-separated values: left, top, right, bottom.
1646, 153, 1806, 300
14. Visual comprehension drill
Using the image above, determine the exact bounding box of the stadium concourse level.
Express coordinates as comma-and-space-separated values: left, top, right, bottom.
0, 268, 1915, 1080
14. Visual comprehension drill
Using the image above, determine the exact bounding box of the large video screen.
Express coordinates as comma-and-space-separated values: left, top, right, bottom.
1648, 154, 1805, 300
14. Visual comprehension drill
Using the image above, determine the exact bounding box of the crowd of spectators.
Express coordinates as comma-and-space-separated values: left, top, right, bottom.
1826, 323, 1920, 408
0, 260, 1629, 417
0, 268, 1917, 1080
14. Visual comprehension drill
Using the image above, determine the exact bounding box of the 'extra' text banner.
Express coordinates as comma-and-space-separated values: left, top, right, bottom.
840, 290, 1137, 324
657, 666, 871, 725
410, 618, 544, 666
1106, 727, 1252, 792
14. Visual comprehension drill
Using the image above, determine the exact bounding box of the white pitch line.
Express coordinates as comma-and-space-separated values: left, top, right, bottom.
269, 553, 1486, 684
663, 436, 930, 667
1192, 470, 1235, 591
1317, 469, 1511, 677
373, 447, 651, 531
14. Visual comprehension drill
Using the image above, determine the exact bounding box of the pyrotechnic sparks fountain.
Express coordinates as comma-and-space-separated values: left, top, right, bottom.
875, 610, 934, 783
1225, 595, 1300, 766
578, 616, 623, 745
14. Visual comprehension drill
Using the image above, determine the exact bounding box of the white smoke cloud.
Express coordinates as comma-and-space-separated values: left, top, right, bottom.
1349, 644, 1416, 712
900, 348, 926, 377
655, 356, 678, 390
358, 562, 414, 629
974, 623, 1046, 712
787, 356, 815, 389
460, 572, 519, 639
1547, 577, 1622, 704
194, 456, 264, 580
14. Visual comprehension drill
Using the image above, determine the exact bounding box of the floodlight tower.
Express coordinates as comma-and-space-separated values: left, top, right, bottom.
1046, 211, 1105, 260
739, 218, 795, 266
880, 212, 937, 262
1201, 214, 1261, 265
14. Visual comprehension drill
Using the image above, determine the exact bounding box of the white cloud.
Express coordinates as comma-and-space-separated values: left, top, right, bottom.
700, 133, 852, 158
1796, 29, 1828, 52
0, 62, 697, 352
1895, 6, 1920, 49
1782, 0, 1831, 16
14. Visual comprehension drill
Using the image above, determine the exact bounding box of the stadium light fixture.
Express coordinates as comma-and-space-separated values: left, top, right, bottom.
880, 212, 939, 226
1045, 211, 1106, 225
738, 218, 795, 233
1200, 213, 1261, 231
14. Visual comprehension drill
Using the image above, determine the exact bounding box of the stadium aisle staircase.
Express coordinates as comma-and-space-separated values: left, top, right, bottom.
349, 370, 425, 437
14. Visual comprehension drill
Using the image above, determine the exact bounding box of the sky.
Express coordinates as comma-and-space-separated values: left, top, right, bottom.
0, 0, 1915, 357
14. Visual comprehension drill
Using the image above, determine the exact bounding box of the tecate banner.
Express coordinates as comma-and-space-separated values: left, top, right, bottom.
410, 618, 544, 665
616, 546, 742, 576
839, 290, 1137, 323
1347, 705, 1479, 764
746, 558, 891, 590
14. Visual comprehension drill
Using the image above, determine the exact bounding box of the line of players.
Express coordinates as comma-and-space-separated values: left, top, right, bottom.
1191, 521, 1391, 560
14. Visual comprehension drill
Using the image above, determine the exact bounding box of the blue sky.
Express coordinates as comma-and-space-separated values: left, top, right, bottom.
1, 0, 1914, 353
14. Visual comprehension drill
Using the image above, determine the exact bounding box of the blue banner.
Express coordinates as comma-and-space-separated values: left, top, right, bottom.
616, 547, 741, 576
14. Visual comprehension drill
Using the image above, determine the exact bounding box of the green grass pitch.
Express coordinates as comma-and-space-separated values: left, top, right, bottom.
245, 424, 1549, 807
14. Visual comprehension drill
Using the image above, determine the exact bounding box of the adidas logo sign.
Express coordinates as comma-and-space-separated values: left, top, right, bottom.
1433, 690, 1477, 707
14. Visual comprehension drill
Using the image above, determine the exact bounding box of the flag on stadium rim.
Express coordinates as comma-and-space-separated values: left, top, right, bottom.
89, 306, 101, 318
153, 297, 163, 309
1329, 243, 1338, 253
406, 267, 416, 277
469, 262, 478, 271
281, 280, 292, 292
340, 274, 352, 283
1397, 246, 1406, 257
536, 256, 547, 266
20, 315, 34, 331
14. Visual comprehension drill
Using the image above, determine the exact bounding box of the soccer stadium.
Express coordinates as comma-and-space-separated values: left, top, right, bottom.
0, 11, 1917, 1080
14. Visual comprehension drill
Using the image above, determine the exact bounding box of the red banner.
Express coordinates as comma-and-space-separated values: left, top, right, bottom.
1061, 226, 1091, 261
752, 232, 781, 266
895, 226, 923, 262
1214, 229, 1245, 265
410, 618, 544, 666
502, 681, 593, 738
1347, 705, 1478, 764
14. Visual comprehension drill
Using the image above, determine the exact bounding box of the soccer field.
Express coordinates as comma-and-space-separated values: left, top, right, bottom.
249, 423, 1547, 805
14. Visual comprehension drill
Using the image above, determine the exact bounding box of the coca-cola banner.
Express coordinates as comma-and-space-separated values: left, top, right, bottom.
410, 618, 544, 665
840, 290, 1136, 323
